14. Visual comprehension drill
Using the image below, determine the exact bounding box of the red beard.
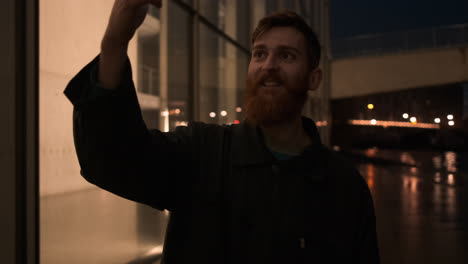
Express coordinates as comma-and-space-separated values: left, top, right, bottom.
243, 71, 308, 126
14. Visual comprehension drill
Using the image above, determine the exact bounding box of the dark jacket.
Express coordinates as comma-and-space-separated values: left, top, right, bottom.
64, 56, 380, 264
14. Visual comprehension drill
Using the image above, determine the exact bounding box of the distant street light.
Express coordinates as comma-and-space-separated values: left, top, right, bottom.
367, 104, 374, 110
447, 114, 454, 120
402, 113, 409, 119
220, 110, 228, 117
370, 119, 377, 125
209, 112, 216, 118
410, 117, 417, 123
434, 118, 441, 124
448, 121, 455, 126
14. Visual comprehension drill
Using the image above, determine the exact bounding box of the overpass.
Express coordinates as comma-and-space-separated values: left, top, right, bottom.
330, 24, 468, 99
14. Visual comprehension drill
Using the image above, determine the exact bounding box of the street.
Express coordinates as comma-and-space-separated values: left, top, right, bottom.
355, 150, 468, 263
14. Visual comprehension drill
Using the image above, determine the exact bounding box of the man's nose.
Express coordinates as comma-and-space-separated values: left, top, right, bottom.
262, 55, 278, 72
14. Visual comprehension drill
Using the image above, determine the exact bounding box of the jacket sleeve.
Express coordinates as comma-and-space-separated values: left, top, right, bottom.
64, 55, 196, 211
355, 182, 380, 264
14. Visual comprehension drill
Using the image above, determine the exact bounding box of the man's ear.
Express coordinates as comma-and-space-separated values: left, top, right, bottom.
308, 68, 322, 92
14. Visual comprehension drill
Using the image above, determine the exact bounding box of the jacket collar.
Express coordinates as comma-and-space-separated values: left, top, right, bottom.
231, 116, 325, 169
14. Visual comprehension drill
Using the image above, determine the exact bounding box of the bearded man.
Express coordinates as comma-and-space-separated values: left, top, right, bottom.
65, 0, 380, 263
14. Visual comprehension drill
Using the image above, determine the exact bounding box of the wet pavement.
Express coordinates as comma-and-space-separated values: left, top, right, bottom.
353, 149, 468, 264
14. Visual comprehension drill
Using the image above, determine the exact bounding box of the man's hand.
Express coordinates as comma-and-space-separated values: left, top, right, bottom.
103, 0, 162, 49
99, 0, 162, 89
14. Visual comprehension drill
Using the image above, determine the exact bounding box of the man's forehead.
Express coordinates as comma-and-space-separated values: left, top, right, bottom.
252, 27, 305, 49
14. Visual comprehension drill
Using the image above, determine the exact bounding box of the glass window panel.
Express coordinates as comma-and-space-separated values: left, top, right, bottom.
265, 0, 279, 14
198, 0, 251, 47
181, 0, 193, 7
138, 7, 161, 130
138, 6, 160, 96
199, 23, 249, 124
236, 0, 251, 48
199, 0, 223, 30
167, 0, 192, 130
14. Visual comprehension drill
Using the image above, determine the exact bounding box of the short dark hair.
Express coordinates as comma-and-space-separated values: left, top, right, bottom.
251, 10, 321, 69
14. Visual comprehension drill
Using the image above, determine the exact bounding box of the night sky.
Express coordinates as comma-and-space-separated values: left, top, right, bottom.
330, 0, 468, 39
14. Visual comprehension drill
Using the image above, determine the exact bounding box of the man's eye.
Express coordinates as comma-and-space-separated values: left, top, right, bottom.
280, 52, 295, 60
253, 50, 266, 59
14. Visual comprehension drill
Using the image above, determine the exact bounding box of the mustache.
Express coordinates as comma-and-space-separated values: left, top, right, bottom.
255, 72, 283, 85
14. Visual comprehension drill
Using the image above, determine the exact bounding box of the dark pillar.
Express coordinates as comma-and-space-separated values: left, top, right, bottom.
0, 0, 39, 263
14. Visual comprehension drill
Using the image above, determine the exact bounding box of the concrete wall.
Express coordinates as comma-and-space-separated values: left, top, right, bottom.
40, 0, 138, 196
39, 1, 157, 263
331, 46, 468, 99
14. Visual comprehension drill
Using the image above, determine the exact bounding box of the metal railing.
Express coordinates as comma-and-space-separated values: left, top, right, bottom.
139, 64, 160, 95
332, 23, 468, 58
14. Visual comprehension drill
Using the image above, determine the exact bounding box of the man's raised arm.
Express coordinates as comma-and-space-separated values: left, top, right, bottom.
64, 0, 196, 212
99, 0, 161, 89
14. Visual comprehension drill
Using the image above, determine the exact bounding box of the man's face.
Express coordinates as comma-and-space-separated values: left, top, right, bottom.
244, 26, 313, 126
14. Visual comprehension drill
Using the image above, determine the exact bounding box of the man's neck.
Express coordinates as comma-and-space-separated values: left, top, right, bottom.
260, 115, 312, 155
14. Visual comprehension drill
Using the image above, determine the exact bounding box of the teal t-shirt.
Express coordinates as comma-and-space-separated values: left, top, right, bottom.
270, 150, 297, 161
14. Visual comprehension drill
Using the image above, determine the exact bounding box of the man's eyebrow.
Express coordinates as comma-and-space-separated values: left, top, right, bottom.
252, 44, 301, 54
252, 44, 267, 50
277, 45, 302, 54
